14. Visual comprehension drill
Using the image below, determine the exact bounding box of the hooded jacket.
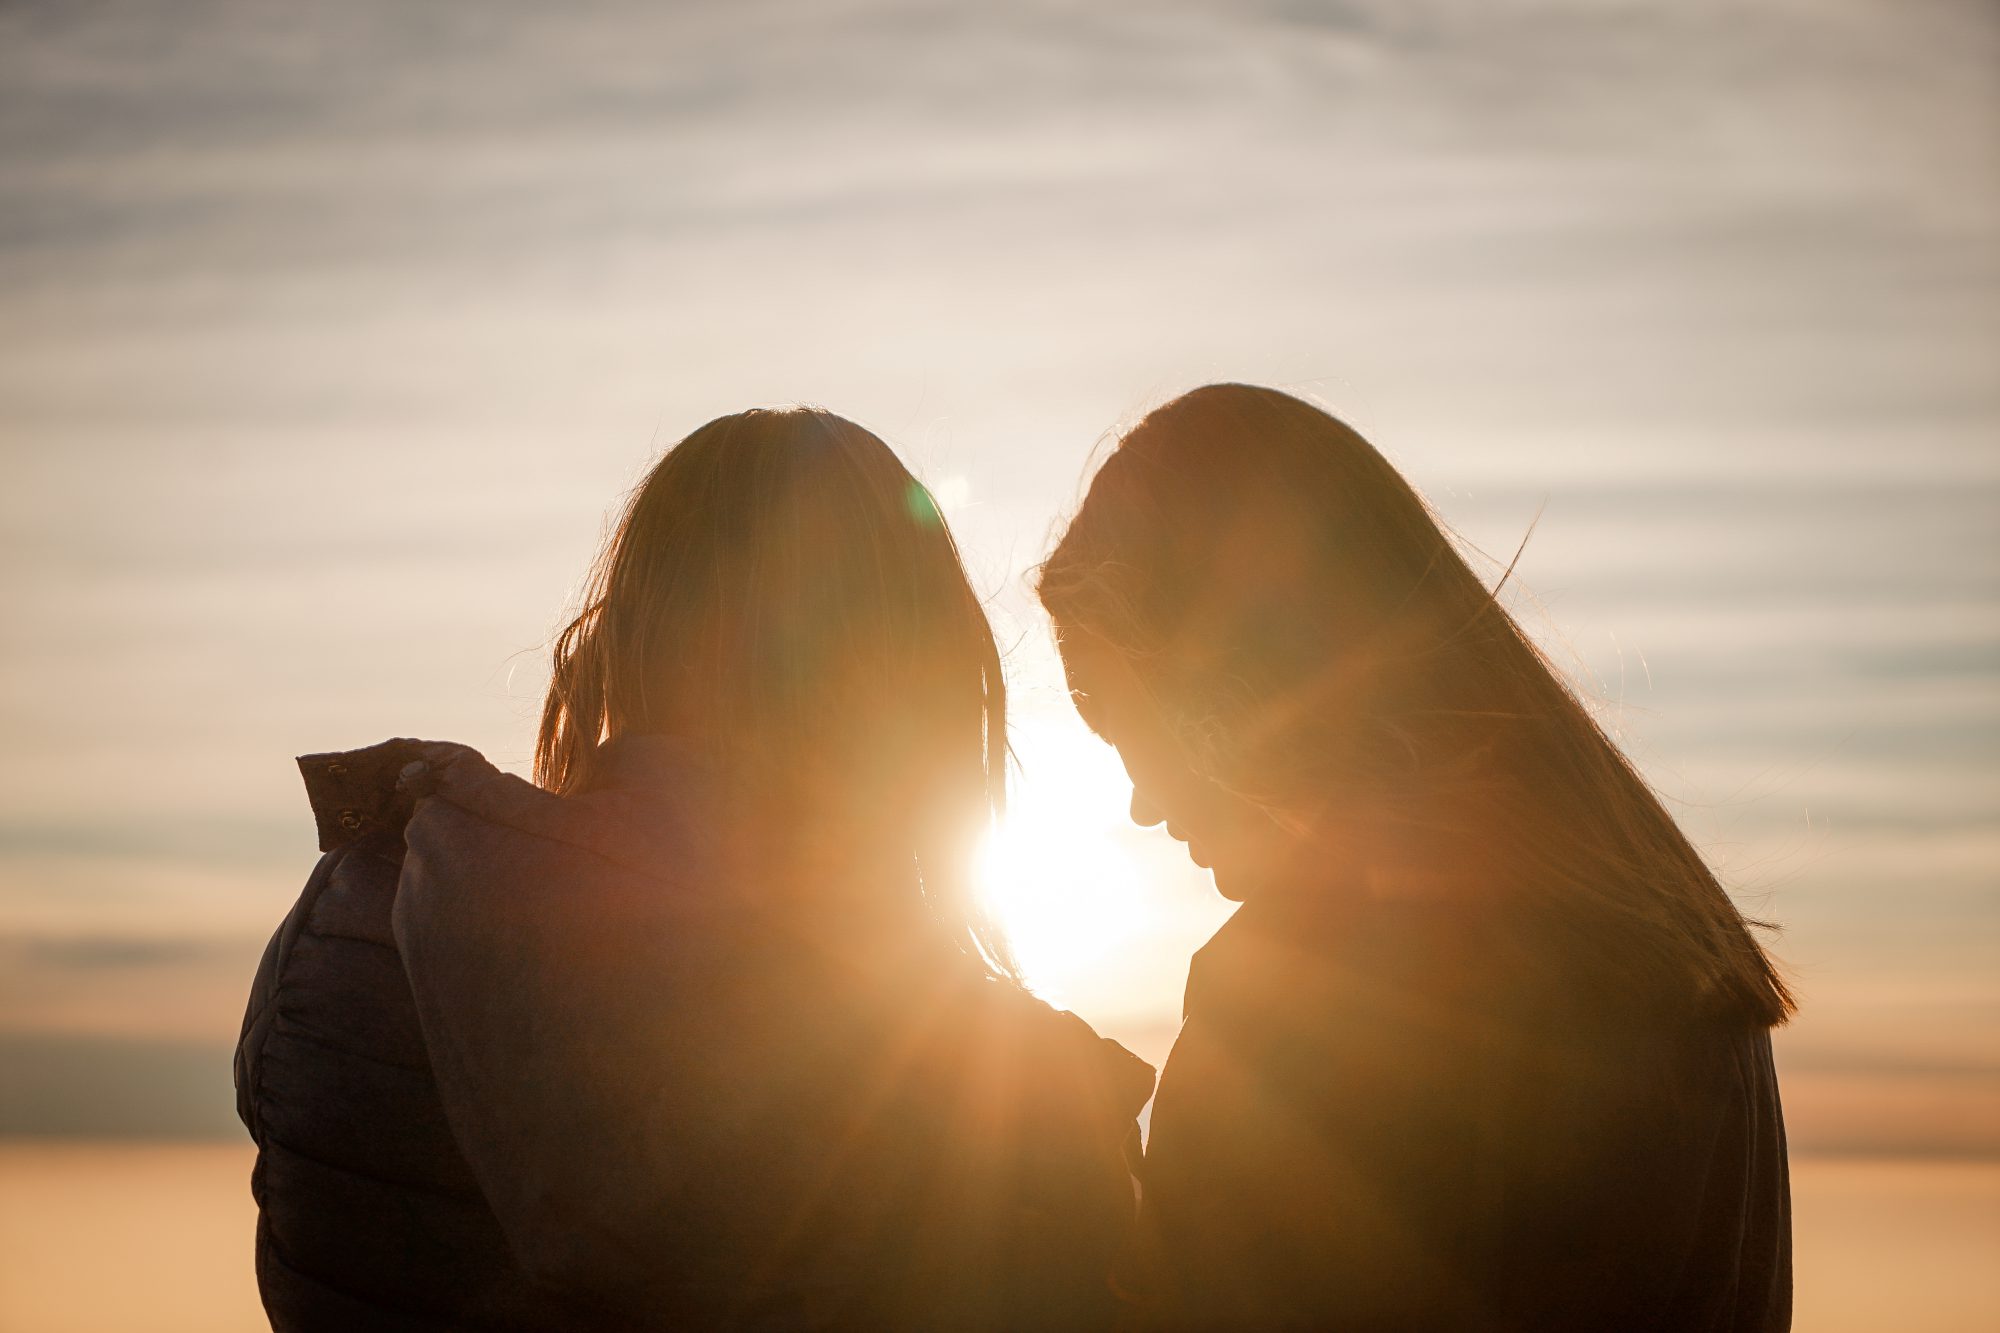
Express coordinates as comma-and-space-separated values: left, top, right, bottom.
237, 735, 1155, 1331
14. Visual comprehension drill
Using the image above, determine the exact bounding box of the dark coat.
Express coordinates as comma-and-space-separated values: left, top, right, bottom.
1136, 882, 1792, 1332
238, 736, 1154, 1331
236, 737, 571, 1331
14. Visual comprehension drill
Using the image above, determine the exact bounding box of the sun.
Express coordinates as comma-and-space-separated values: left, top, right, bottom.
976, 715, 1152, 1005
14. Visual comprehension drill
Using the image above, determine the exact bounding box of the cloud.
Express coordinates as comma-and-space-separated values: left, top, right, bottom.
0, 1032, 239, 1138
4, 933, 245, 970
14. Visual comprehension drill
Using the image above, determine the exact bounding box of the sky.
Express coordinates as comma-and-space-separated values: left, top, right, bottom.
0, 0, 1995, 1167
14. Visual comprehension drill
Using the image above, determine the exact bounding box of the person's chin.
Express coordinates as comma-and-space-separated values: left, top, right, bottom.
1203, 860, 1250, 903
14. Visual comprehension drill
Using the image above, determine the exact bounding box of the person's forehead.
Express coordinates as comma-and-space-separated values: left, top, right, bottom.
1054, 630, 1142, 738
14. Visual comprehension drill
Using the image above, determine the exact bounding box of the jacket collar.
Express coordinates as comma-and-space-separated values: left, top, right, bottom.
299, 733, 720, 887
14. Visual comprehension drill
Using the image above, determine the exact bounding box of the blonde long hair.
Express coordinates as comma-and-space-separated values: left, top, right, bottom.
1039, 384, 1792, 1026
540, 407, 1015, 980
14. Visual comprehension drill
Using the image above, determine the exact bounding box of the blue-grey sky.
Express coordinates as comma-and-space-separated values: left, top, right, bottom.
1, 0, 1994, 1153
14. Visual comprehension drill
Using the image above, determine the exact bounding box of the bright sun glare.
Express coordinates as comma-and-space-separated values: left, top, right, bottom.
976, 717, 1153, 1005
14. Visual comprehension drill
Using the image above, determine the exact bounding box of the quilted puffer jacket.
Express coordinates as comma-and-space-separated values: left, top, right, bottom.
236, 735, 1155, 1331
235, 738, 574, 1330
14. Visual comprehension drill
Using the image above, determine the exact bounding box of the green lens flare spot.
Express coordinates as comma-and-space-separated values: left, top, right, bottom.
905, 480, 942, 528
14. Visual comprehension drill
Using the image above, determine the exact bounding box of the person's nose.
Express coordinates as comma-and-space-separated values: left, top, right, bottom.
1130, 789, 1165, 828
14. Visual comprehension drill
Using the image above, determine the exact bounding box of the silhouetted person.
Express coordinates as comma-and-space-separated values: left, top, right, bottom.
1038, 384, 1792, 1332
237, 408, 1153, 1330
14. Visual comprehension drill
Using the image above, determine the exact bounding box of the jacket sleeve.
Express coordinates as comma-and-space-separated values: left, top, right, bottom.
235, 843, 347, 1141
238, 739, 435, 1141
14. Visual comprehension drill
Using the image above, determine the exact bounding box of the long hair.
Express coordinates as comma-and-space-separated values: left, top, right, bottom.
539, 407, 1016, 980
1038, 383, 1792, 1026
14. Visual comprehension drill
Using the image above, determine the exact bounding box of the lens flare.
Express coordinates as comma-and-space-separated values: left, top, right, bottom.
977, 718, 1153, 1005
